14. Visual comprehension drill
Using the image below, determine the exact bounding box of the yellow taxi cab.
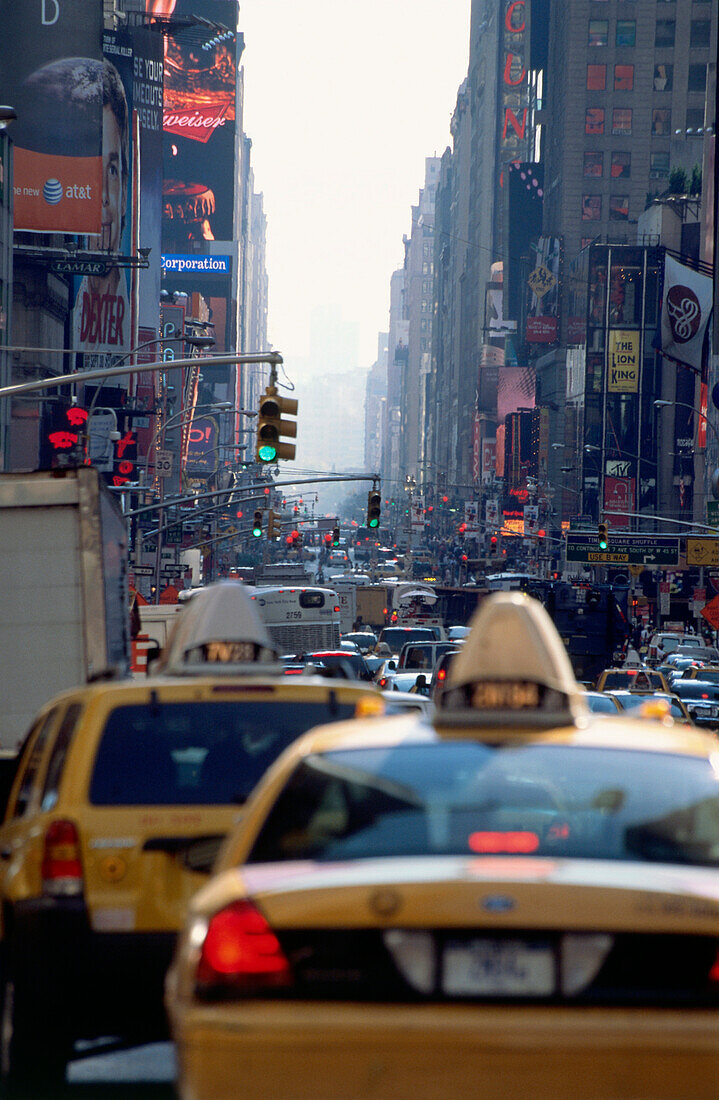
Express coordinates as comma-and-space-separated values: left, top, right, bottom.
167, 592, 719, 1100
595, 666, 669, 693
0, 583, 381, 1085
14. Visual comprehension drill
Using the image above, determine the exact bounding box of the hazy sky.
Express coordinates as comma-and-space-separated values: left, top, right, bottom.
239, 1, 471, 374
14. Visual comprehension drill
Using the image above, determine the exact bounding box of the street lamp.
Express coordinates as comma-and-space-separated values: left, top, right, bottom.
654, 399, 719, 501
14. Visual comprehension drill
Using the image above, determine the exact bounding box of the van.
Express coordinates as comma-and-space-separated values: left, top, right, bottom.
397, 640, 459, 672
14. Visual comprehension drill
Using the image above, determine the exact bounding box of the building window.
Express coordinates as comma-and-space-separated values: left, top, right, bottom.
652, 108, 671, 135
614, 65, 634, 91
584, 152, 604, 178
650, 151, 670, 179
587, 64, 607, 90
655, 20, 675, 48
616, 20, 636, 46
612, 108, 632, 135
610, 196, 629, 221
653, 64, 673, 91
690, 21, 711, 48
686, 107, 705, 132
582, 195, 602, 221
688, 64, 707, 92
586, 107, 605, 134
611, 152, 631, 179
588, 20, 608, 47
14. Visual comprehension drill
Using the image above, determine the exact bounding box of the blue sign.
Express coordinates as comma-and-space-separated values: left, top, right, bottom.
161, 254, 231, 275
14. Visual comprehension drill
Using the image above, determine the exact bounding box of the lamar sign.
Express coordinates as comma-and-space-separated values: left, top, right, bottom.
608, 330, 640, 393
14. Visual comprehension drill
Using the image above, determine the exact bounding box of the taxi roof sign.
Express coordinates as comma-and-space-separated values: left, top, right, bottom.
437, 592, 587, 729
158, 582, 279, 674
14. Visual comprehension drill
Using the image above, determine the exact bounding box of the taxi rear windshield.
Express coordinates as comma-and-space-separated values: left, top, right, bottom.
600, 671, 664, 690
247, 743, 719, 868
89, 701, 355, 806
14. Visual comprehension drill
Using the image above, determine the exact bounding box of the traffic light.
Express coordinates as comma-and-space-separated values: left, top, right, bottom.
332, 526, 340, 546
367, 490, 381, 529
598, 522, 608, 551
252, 510, 263, 538
489, 533, 499, 553
255, 386, 298, 463
267, 509, 278, 540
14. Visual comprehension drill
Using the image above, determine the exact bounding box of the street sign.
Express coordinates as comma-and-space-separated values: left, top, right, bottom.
132, 565, 155, 576
155, 450, 173, 478
50, 258, 109, 277
566, 533, 680, 566
686, 539, 719, 567
165, 523, 184, 545
707, 501, 719, 527
701, 595, 719, 631
659, 581, 671, 617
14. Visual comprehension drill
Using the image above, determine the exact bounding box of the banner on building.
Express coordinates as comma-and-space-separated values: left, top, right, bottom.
72, 32, 135, 359
485, 498, 499, 526
464, 501, 480, 534
482, 439, 497, 485
410, 498, 425, 532
1, 0, 104, 232
607, 330, 640, 393
603, 476, 635, 528
659, 255, 713, 373
526, 237, 561, 344
523, 504, 539, 535
186, 415, 220, 475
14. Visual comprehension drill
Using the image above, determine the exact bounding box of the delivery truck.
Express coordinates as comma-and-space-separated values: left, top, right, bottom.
0, 467, 130, 751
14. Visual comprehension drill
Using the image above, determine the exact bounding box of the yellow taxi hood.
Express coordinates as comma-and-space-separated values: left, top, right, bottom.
157, 581, 279, 673
437, 592, 588, 729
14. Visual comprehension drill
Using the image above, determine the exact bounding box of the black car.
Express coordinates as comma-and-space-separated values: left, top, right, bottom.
298, 650, 375, 682
669, 679, 719, 727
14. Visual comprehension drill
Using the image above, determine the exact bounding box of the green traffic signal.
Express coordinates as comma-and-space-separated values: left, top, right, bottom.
367, 490, 381, 529
252, 509, 263, 538
598, 522, 608, 550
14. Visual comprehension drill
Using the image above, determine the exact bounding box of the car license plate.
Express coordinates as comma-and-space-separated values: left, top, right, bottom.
442, 938, 555, 996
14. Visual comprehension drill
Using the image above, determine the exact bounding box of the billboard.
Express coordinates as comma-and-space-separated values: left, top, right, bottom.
131, 27, 165, 350
1, 0, 104, 233
72, 33, 135, 359
186, 415, 220, 475
160, 0, 241, 249
604, 476, 635, 528
526, 236, 561, 344
607, 330, 640, 393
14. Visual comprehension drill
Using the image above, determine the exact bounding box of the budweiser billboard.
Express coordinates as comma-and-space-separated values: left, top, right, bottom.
159, 0, 242, 248
0, 0, 104, 233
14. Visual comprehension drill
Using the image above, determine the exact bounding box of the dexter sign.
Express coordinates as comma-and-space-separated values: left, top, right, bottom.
608, 330, 640, 393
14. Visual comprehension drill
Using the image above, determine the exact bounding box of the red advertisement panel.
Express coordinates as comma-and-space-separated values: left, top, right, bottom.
603, 477, 635, 528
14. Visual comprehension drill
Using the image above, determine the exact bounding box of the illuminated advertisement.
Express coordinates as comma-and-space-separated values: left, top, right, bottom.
607, 330, 640, 393
72, 33, 135, 358
603, 476, 635, 528
186, 415, 220, 475
159, 0, 241, 248
1, 0, 104, 233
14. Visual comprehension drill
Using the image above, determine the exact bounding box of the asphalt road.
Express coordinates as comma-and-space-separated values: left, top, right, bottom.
13, 1041, 176, 1099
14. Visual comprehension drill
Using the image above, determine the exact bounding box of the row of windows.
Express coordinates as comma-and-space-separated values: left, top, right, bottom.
586, 106, 676, 134
584, 150, 671, 179
588, 18, 711, 49
586, 62, 706, 92
582, 195, 630, 222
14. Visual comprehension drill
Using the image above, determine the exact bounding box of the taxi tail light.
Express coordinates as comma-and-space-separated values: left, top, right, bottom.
708, 947, 719, 984
197, 900, 291, 991
42, 819, 83, 896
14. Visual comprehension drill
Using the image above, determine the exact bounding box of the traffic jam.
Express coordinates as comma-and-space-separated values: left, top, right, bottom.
1, 569, 719, 1097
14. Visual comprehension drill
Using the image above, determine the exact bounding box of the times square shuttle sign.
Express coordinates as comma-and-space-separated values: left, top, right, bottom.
0, 0, 104, 233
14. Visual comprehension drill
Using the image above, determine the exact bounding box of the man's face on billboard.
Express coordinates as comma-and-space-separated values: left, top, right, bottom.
102, 103, 125, 253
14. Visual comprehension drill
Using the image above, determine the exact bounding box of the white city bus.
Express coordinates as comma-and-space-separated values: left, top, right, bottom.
251, 586, 341, 654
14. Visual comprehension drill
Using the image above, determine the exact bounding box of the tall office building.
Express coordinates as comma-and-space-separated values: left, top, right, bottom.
544, 0, 716, 262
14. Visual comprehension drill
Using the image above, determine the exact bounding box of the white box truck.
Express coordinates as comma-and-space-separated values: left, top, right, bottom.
0, 467, 130, 751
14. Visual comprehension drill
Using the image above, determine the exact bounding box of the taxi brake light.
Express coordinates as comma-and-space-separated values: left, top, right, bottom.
197, 900, 291, 989
42, 819, 83, 896
709, 948, 719, 983
702, 693, 710, 699
437, 668, 447, 681
468, 831, 540, 854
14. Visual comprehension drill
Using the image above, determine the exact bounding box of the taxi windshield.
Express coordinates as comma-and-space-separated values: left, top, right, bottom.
600, 671, 664, 690
89, 701, 356, 806
247, 743, 719, 868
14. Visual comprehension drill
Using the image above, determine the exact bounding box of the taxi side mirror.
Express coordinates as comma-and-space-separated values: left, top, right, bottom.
388, 660, 397, 670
